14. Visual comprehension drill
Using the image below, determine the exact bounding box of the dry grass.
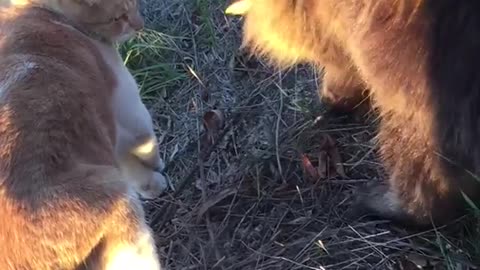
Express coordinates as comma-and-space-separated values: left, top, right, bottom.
120, 0, 480, 269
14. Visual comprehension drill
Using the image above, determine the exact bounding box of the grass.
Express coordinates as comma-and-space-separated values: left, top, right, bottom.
193, 0, 216, 48
120, 30, 186, 100
121, 0, 480, 269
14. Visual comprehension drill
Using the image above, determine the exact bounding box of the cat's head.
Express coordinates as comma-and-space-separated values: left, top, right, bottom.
12, 0, 144, 44
225, 0, 321, 67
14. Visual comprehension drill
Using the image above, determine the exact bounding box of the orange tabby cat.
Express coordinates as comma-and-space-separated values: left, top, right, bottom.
0, 0, 162, 269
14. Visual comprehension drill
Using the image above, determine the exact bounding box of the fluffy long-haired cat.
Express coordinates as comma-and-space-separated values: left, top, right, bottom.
227, 0, 480, 227
0, 0, 163, 269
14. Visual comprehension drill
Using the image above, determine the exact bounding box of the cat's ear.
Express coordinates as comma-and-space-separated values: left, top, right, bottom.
225, 0, 251, 15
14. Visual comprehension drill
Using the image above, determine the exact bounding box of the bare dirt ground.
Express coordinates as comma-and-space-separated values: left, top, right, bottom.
124, 0, 480, 269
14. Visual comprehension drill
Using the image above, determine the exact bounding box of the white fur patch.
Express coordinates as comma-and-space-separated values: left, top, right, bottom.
385, 190, 402, 212
104, 225, 161, 270
92, 40, 155, 138
116, 30, 136, 44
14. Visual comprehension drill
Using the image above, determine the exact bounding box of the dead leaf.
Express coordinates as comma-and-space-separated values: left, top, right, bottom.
203, 110, 225, 132
326, 136, 347, 178
299, 134, 347, 180
317, 151, 328, 178
323, 135, 347, 178
200, 110, 226, 150
301, 154, 319, 180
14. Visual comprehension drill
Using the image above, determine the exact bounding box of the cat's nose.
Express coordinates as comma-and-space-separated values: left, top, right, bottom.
129, 12, 144, 31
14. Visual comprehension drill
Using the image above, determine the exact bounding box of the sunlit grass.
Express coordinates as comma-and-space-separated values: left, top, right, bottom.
119, 29, 186, 101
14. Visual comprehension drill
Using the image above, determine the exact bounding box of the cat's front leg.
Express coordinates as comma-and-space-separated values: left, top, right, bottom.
116, 125, 168, 199
129, 133, 165, 172
319, 63, 370, 114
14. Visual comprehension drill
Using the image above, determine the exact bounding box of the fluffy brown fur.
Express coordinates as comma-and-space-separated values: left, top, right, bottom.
0, 1, 162, 269
227, 0, 370, 113
227, 0, 480, 227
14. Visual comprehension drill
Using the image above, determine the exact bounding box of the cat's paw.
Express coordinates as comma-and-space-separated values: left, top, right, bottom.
138, 171, 168, 200
345, 181, 416, 226
318, 79, 370, 117
343, 182, 381, 222
119, 154, 169, 200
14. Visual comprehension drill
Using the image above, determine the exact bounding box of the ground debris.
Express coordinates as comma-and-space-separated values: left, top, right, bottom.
137, 0, 480, 268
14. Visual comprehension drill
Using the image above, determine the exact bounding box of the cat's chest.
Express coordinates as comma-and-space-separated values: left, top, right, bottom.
110, 62, 138, 97
93, 41, 149, 131
94, 41, 139, 97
